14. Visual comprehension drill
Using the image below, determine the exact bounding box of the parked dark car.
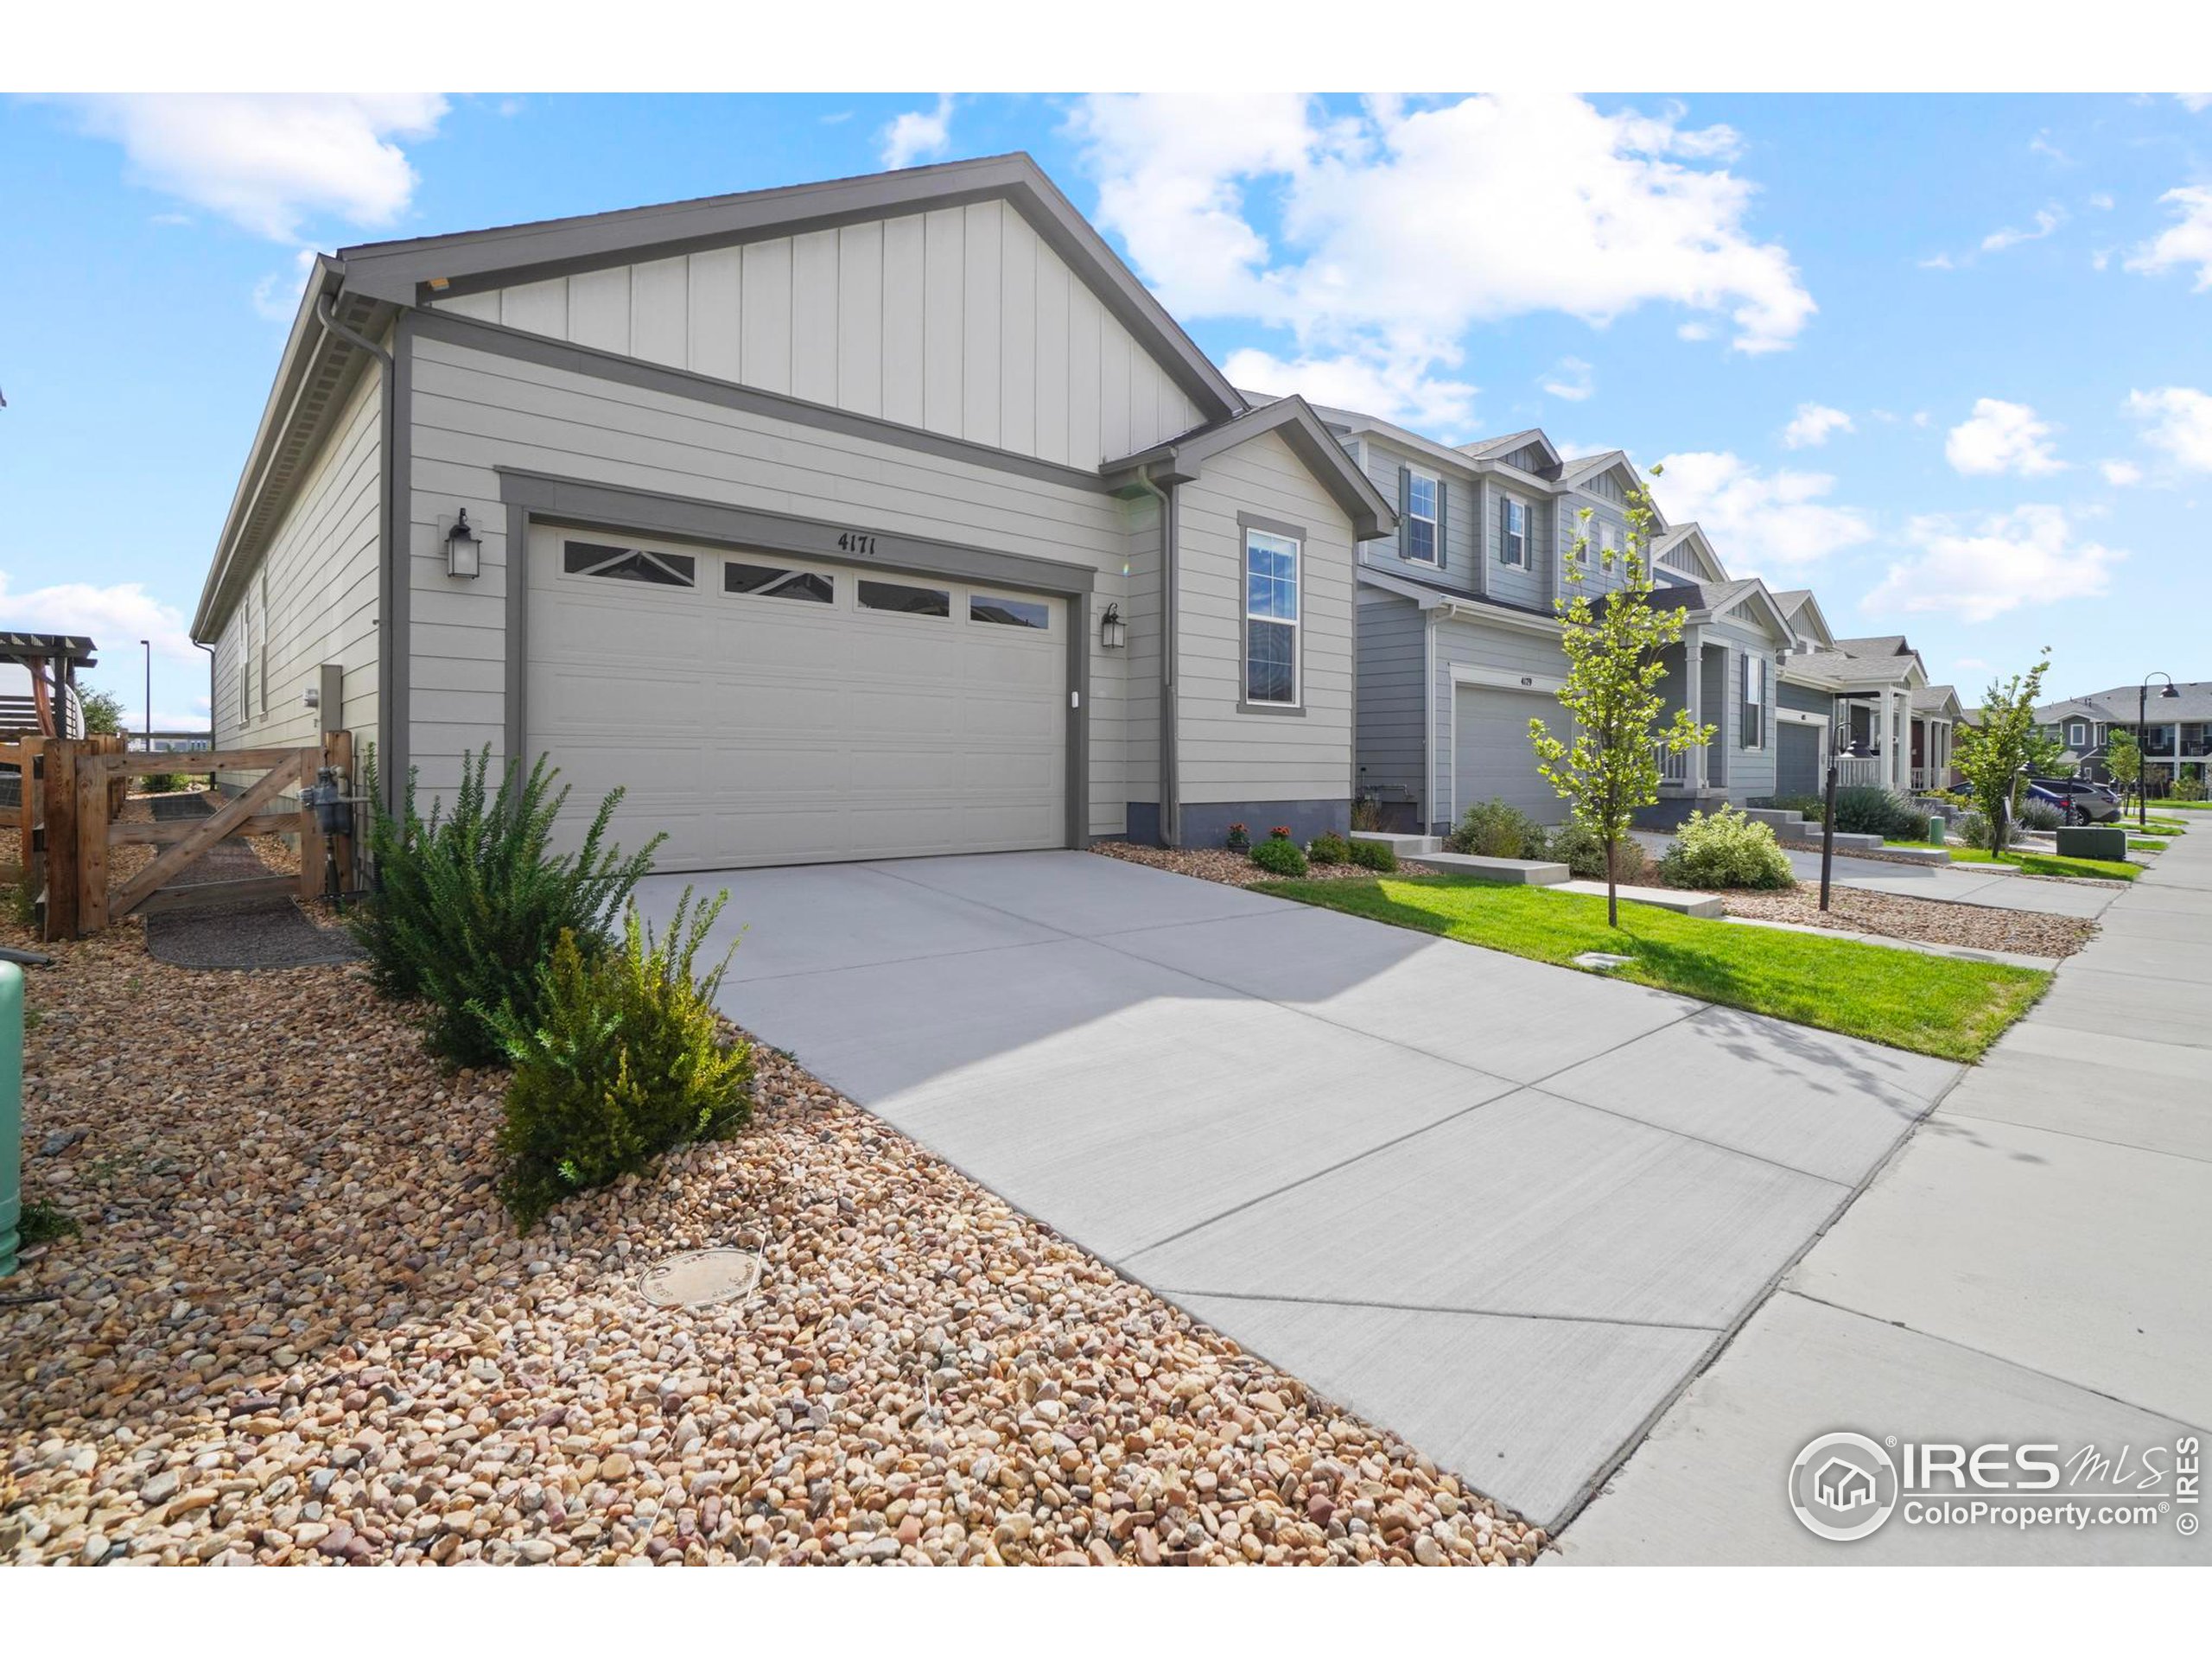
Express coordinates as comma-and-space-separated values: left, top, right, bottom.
2026, 778, 2122, 824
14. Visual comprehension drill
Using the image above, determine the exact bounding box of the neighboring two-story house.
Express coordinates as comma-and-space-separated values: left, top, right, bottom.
1322, 407, 1801, 833
2035, 683, 2212, 793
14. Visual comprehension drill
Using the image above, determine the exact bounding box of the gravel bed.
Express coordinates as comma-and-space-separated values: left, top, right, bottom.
1720, 882, 2095, 959
1092, 840, 1440, 887
1, 920, 1537, 1567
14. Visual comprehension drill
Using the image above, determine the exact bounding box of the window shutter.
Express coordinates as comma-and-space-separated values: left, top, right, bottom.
1499, 496, 1510, 565
1433, 477, 1447, 572
1397, 466, 1411, 560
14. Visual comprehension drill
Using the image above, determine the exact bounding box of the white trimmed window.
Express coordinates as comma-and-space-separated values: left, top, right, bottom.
1502, 498, 1529, 568
1243, 528, 1300, 706
1742, 654, 1769, 750
1599, 521, 1622, 570
2068, 720, 2088, 748
1406, 471, 1439, 563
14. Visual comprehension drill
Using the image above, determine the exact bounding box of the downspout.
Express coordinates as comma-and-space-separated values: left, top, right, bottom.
1130, 464, 1179, 847
313, 288, 397, 808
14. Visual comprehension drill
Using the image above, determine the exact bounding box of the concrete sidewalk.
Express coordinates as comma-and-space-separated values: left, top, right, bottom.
638, 850, 1961, 1534
1558, 824, 2211, 1564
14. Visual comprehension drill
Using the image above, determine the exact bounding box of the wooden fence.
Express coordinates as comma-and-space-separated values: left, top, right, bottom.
19, 732, 356, 941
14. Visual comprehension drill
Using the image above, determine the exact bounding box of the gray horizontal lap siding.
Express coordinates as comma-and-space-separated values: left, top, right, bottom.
404, 330, 1141, 836
1778, 677, 1835, 717
1427, 612, 1570, 836
1487, 486, 1550, 613
1354, 594, 1427, 814
1352, 435, 1479, 595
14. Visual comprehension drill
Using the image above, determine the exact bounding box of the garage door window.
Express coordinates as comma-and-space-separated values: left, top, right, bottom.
859, 579, 950, 617
970, 594, 1050, 629
1244, 528, 1300, 707
725, 561, 833, 603
563, 540, 696, 588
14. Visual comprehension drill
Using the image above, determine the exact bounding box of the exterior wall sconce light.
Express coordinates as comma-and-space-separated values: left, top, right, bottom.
446, 509, 482, 580
1100, 602, 1127, 651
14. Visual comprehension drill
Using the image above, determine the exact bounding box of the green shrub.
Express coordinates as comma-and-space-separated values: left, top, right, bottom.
350, 745, 664, 1068
1448, 798, 1547, 859
1348, 838, 1398, 873
1348, 796, 1385, 833
2016, 798, 2063, 833
1249, 836, 1308, 877
1308, 830, 1352, 865
2174, 774, 2207, 803
139, 772, 189, 794
1657, 805, 1795, 890
492, 888, 753, 1230
1542, 817, 1648, 882
1765, 793, 1827, 824
1831, 786, 1927, 840
1960, 810, 1992, 850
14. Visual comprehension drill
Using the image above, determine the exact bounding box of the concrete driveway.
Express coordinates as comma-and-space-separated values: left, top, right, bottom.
634, 851, 1960, 1530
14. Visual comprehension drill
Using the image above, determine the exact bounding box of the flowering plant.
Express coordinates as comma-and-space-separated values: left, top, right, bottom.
1268, 825, 1293, 841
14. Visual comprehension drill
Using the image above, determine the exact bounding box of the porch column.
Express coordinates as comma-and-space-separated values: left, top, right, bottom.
1682, 626, 1705, 790
1878, 687, 1897, 791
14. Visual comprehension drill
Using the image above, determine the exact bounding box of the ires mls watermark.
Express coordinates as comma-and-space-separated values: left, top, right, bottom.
1788, 1431, 2202, 1541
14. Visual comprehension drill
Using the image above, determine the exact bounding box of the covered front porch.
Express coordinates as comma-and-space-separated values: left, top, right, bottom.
1831, 689, 1953, 795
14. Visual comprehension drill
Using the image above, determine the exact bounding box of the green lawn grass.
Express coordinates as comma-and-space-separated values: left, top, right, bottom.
1252, 875, 2047, 1062
1947, 846, 2139, 880
2147, 799, 2212, 811
2128, 838, 2170, 852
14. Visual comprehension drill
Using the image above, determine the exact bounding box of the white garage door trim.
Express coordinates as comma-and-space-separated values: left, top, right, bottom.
495, 474, 1098, 870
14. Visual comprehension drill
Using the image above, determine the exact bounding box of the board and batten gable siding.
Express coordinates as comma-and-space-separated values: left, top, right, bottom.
1173, 429, 1356, 807
403, 331, 1141, 836
431, 199, 1202, 472
1350, 435, 1482, 596
1354, 591, 1427, 812
210, 359, 384, 772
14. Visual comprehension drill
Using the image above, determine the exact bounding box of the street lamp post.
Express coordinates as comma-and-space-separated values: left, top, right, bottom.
2139, 672, 2179, 831
140, 639, 151, 754
1819, 736, 1866, 912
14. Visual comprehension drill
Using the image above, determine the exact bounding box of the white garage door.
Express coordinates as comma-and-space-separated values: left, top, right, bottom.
526, 524, 1068, 870
1452, 684, 1566, 826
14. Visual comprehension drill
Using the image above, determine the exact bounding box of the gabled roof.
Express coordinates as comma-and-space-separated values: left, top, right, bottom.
1790, 647, 1928, 691
339, 152, 1242, 423
1834, 634, 1912, 659
1104, 396, 1396, 541
1557, 449, 1628, 486
1314, 409, 1576, 493
1459, 429, 1563, 474
1769, 587, 1838, 652
1913, 683, 1966, 719
1650, 523, 1725, 583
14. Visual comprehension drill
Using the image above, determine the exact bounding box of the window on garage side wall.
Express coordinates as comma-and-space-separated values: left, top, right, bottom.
1244, 526, 1300, 707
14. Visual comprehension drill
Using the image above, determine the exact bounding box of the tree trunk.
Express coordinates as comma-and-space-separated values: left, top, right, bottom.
1604, 833, 1619, 927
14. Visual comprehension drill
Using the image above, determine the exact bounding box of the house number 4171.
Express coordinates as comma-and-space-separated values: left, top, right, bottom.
836, 531, 878, 557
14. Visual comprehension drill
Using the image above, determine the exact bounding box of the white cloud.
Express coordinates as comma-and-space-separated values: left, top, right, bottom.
1068, 93, 1812, 416
1781, 403, 1853, 449
1945, 398, 2066, 476
1675, 321, 1713, 341
1911, 410, 1932, 428
0, 572, 198, 663
1980, 204, 2066, 253
251, 247, 321, 322
880, 95, 956, 170
1541, 356, 1594, 402
2126, 187, 2212, 289
2179, 95, 2212, 113
1955, 658, 1992, 672
2088, 191, 2114, 211
2126, 385, 2212, 471
2100, 459, 2145, 486
2030, 132, 2071, 165
60, 94, 446, 242
1650, 450, 1874, 570
1226, 345, 1478, 435
1918, 251, 1957, 270
1865, 505, 2125, 624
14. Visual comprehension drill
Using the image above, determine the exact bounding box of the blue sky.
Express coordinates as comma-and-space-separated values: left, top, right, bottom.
3, 92, 2210, 729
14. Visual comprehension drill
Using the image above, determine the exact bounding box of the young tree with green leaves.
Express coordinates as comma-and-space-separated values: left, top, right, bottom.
1529, 472, 1713, 928
1955, 651, 2053, 854
79, 686, 124, 735
2105, 728, 2142, 804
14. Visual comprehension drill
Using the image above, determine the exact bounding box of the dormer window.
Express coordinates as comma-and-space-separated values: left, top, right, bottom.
1406, 470, 1439, 563
1501, 498, 1529, 568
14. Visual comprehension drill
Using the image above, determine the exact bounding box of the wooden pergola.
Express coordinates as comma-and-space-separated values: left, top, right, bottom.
0, 632, 99, 738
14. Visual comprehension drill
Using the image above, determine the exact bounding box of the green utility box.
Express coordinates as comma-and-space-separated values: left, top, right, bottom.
2055, 825, 2127, 863
1928, 815, 1948, 847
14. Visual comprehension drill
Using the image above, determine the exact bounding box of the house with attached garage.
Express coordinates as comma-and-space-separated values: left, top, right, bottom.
189, 154, 1393, 870
1323, 407, 1801, 834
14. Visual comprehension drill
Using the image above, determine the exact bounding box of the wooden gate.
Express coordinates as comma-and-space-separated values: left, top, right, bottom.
33, 732, 357, 941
